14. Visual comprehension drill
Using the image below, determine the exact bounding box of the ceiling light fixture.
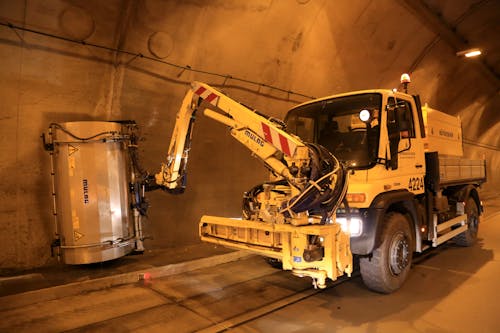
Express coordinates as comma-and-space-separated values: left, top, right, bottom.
456, 48, 482, 58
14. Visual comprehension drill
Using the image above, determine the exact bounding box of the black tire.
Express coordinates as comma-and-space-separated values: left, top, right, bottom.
265, 257, 283, 269
360, 212, 413, 294
453, 197, 479, 247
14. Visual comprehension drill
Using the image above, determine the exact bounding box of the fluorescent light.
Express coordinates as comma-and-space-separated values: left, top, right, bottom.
465, 50, 481, 57
456, 48, 482, 58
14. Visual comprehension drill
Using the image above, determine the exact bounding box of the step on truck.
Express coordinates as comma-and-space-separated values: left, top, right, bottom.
153, 75, 486, 293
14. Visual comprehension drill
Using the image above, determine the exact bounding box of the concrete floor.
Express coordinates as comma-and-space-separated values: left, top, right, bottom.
0, 243, 238, 298
0, 195, 498, 333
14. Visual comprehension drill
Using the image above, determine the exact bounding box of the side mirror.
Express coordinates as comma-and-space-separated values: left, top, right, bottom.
399, 119, 412, 140
386, 108, 400, 170
389, 104, 411, 136
389, 153, 399, 170
399, 119, 409, 132
388, 131, 400, 170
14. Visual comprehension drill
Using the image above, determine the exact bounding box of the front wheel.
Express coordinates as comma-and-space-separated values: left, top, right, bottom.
360, 212, 413, 294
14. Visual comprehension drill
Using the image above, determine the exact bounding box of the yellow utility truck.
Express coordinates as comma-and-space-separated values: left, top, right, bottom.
281, 83, 486, 292
153, 77, 486, 293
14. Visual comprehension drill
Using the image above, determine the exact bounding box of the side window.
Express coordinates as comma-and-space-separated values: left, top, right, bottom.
388, 97, 415, 138
287, 115, 315, 142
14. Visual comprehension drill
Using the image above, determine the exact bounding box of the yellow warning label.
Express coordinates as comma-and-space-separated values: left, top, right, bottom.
68, 144, 78, 156
74, 230, 84, 242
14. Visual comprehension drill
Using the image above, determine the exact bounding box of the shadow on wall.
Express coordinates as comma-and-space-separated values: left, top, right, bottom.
465, 144, 500, 196
475, 94, 500, 136
0, 112, 97, 271
0, 36, 308, 106
0, 148, 56, 271
460, 94, 500, 195
142, 112, 268, 249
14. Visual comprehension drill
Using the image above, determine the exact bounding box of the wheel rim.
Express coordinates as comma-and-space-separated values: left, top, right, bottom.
389, 232, 410, 276
468, 208, 479, 237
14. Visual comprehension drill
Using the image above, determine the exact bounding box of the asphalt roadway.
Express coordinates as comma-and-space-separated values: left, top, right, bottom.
0, 193, 499, 333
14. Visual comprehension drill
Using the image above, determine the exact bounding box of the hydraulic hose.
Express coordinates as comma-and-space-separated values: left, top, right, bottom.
281, 143, 348, 221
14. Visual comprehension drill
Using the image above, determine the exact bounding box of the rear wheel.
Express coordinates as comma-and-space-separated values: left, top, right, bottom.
360, 212, 413, 294
453, 197, 479, 246
265, 257, 283, 269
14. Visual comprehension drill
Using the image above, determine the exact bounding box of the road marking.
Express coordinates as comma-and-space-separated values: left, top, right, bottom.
414, 264, 474, 277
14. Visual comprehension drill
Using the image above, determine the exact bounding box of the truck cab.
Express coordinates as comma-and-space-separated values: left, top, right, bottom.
286, 90, 426, 197
285, 89, 485, 293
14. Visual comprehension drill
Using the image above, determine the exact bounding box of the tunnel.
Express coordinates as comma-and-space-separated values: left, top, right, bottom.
0, 0, 498, 275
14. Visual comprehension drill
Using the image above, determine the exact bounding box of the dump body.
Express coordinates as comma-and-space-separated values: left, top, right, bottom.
422, 104, 464, 157
422, 105, 486, 187
430, 155, 486, 187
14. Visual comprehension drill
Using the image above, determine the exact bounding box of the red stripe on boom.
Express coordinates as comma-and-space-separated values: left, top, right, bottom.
205, 93, 218, 104
261, 123, 273, 143
194, 86, 206, 96
278, 134, 291, 156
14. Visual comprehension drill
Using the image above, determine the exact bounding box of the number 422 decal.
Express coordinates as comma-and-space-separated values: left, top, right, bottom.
408, 176, 425, 191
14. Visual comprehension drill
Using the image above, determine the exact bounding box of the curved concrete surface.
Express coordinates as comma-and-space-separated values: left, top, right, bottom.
0, 0, 498, 270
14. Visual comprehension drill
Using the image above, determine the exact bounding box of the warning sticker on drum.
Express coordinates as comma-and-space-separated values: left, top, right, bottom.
74, 230, 84, 242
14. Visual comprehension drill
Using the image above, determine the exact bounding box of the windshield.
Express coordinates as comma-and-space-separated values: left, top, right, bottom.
285, 93, 382, 169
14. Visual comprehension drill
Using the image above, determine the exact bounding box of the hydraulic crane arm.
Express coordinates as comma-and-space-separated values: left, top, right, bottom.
155, 82, 308, 193
153, 82, 347, 224
152, 82, 352, 287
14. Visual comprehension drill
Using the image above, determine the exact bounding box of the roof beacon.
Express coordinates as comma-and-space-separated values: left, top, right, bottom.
400, 73, 411, 93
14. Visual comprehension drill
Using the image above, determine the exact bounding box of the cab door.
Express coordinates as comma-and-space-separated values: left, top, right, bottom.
386, 96, 426, 195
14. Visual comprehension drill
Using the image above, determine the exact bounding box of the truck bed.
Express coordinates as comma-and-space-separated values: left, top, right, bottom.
426, 152, 486, 188
439, 156, 486, 185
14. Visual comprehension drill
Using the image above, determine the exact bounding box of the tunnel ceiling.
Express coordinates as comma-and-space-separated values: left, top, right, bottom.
401, 0, 499, 86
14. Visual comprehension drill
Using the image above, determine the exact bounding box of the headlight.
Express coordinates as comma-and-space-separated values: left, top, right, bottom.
336, 217, 363, 237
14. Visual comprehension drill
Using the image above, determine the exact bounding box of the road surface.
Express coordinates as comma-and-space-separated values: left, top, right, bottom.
1, 195, 499, 333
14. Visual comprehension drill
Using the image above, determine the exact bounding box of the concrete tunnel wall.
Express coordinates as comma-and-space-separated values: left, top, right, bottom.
0, 0, 498, 270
